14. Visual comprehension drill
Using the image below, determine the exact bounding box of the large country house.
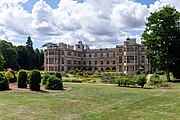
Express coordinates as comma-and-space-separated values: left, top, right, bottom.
44, 38, 148, 74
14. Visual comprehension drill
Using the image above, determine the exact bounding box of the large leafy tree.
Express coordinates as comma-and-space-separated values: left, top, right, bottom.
0, 40, 20, 70
142, 5, 180, 81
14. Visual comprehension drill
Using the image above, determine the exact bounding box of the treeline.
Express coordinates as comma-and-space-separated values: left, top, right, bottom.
0, 36, 44, 71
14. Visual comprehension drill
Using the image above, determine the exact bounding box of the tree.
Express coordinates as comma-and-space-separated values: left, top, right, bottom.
16, 46, 30, 70
26, 36, 33, 48
0, 53, 5, 71
0, 40, 19, 70
142, 5, 180, 81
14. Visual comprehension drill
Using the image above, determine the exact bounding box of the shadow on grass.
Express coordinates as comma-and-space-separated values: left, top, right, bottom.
169, 79, 180, 83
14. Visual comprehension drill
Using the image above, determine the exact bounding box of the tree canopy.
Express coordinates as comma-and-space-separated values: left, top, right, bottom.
0, 37, 44, 71
142, 5, 180, 81
0, 53, 5, 71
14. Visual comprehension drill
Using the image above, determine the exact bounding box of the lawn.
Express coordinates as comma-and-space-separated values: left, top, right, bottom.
0, 83, 180, 120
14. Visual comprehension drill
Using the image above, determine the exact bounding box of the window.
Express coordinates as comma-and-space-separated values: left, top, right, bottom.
89, 61, 91, 65
119, 49, 122, 53
107, 53, 109, 57
62, 51, 64, 55
124, 56, 126, 63
113, 52, 115, 57
49, 67, 54, 71
78, 61, 81, 65
84, 54, 86, 57
62, 58, 64, 64
49, 51, 54, 55
46, 59, 48, 64
113, 60, 116, 64
62, 67, 64, 71
89, 54, 91, 57
78, 45, 80, 48
94, 53, 97, 57
141, 47, 145, 52
83, 61, 86, 65
95, 61, 97, 65
119, 57, 122, 63
74, 60, 76, 64
101, 53, 103, 57
101, 61, 103, 65
55, 58, 58, 64
78, 53, 81, 57
49, 58, 54, 64
107, 61, 109, 64
127, 66, 134, 71
127, 47, 134, 52
67, 60, 71, 64
141, 56, 145, 63
67, 52, 71, 56
127, 56, 134, 63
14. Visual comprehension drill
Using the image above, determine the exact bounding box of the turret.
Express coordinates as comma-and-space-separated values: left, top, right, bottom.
75, 41, 84, 51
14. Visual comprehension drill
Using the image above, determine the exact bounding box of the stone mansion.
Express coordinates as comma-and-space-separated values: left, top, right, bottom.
44, 38, 148, 74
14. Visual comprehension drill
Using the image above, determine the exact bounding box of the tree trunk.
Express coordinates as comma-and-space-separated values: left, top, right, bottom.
166, 66, 171, 82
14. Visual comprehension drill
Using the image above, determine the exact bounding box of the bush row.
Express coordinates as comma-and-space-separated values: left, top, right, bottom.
0, 70, 64, 91
115, 74, 147, 88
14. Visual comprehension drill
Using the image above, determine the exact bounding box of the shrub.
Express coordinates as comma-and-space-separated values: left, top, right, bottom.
136, 70, 141, 75
0, 73, 9, 90
42, 74, 50, 85
45, 76, 63, 90
149, 74, 163, 85
5, 68, 17, 83
62, 77, 82, 83
136, 74, 147, 88
115, 77, 131, 87
17, 70, 27, 88
155, 70, 165, 75
54, 72, 62, 79
29, 70, 41, 91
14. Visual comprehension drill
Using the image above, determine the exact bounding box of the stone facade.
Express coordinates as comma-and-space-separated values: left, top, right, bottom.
44, 38, 148, 74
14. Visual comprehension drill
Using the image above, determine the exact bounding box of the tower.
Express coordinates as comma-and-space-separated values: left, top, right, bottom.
75, 41, 84, 51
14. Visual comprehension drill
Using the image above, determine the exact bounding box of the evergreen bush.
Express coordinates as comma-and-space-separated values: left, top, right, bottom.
42, 74, 50, 85
0, 73, 9, 90
17, 70, 27, 88
45, 76, 63, 90
29, 70, 41, 91
54, 72, 62, 79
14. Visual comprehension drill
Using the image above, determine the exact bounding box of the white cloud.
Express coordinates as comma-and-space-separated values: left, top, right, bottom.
149, 0, 180, 12
1, 0, 179, 48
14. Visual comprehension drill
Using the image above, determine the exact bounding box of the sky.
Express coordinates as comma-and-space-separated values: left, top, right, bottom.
0, 0, 180, 49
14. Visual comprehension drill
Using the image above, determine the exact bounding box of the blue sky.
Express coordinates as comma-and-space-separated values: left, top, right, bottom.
23, 0, 156, 13
0, 0, 179, 49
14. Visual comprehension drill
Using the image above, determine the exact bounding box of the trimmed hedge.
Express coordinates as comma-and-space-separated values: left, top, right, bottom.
0, 73, 9, 91
17, 70, 27, 88
45, 76, 63, 90
29, 70, 41, 91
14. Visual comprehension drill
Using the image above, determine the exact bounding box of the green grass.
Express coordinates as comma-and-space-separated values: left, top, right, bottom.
0, 83, 180, 120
